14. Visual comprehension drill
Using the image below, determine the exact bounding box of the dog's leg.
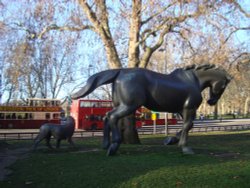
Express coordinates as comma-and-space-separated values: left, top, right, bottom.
56, 139, 61, 149
68, 137, 75, 147
46, 135, 53, 149
33, 135, 43, 150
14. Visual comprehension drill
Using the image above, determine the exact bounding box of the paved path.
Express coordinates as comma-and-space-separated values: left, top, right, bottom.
0, 142, 31, 181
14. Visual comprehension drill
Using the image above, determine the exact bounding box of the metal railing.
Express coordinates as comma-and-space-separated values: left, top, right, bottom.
1, 123, 250, 141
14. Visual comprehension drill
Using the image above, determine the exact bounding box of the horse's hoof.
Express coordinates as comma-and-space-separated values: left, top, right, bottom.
164, 137, 179, 145
106, 143, 119, 156
182, 147, 194, 155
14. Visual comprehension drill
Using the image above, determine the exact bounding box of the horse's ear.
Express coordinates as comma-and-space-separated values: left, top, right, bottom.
201, 64, 215, 70
226, 74, 233, 82
184, 64, 195, 70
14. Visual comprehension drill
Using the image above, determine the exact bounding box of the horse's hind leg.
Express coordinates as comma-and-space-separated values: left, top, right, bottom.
178, 109, 196, 154
102, 115, 111, 149
107, 105, 138, 156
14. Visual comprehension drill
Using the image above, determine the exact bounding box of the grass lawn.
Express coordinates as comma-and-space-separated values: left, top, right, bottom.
1, 130, 250, 188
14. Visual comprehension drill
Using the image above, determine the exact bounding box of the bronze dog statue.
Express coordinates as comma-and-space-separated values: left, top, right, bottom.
33, 116, 75, 149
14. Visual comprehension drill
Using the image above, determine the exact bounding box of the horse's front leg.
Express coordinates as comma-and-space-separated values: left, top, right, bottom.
178, 109, 195, 154
164, 113, 182, 145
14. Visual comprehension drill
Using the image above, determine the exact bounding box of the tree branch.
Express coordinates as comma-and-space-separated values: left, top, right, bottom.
141, 1, 177, 25
223, 27, 250, 45
139, 11, 201, 68
229, 52, 250, 70
78, 0, 121, 68
233, 1, 250, 18
37, 24, 94, 39
171, 28, 195, 53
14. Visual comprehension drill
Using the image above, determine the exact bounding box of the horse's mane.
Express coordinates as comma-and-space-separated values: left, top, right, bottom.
184, 64, 232, 81
184, 64, 215, 71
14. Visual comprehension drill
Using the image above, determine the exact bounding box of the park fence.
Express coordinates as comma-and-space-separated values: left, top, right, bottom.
1, 123, 250, 141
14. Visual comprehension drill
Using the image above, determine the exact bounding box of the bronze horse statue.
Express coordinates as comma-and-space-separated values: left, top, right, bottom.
33, 116, 75, 149
71, 64, 231, 156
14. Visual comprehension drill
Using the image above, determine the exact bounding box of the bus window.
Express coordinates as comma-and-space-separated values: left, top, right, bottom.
0, 113, 4, 119
29, 113, 33, 120
11, 113, 17, 119
56, 101, 60, 106
46, 113, 50, 120
80, 101, 85, 107
6, 113, 11, 119
80, 101, 93, 107
30, 100, 34, 106
53, 113, 59, 119
100, 102, 112, 108
17, 113, 26, 119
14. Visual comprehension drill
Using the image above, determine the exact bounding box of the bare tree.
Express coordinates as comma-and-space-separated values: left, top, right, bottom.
0, 0, 82, 102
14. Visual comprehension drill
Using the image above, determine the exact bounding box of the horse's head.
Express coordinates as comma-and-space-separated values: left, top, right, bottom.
186, 64, 232, 106
207, 76, 231, 106
205, 66, 232, 106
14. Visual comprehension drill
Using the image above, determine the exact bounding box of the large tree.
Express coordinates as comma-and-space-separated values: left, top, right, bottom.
0, 0, 82, 102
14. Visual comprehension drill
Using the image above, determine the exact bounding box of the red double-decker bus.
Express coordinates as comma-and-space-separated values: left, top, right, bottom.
70, 99, 177, 130
70, 99, 114, 130
0, 98, 63, 129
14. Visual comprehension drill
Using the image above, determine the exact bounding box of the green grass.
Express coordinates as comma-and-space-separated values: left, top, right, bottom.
1, 131, 250, 188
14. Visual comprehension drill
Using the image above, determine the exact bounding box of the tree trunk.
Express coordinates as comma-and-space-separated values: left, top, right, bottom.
214, 103, 218, 119
244, 96, 250, 117
120, 0, 142, 144
220, 98, 225, 115
127, 0, 141, 68
119, 114, 140, 144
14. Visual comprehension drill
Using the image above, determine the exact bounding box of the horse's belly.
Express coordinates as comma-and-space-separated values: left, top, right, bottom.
145, 90, 187, 112
144, 99, 184, 113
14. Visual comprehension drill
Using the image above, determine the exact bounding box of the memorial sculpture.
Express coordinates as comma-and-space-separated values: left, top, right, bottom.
33, 116, 75, 149
71, 64, 231, 156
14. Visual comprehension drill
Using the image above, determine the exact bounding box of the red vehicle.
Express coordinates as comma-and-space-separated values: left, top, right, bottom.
70, 99, 122, 130
0, 98, 63, 129
70, 99, 177, 130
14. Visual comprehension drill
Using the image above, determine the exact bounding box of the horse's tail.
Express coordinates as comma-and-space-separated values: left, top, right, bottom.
71, 69, 121, 99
